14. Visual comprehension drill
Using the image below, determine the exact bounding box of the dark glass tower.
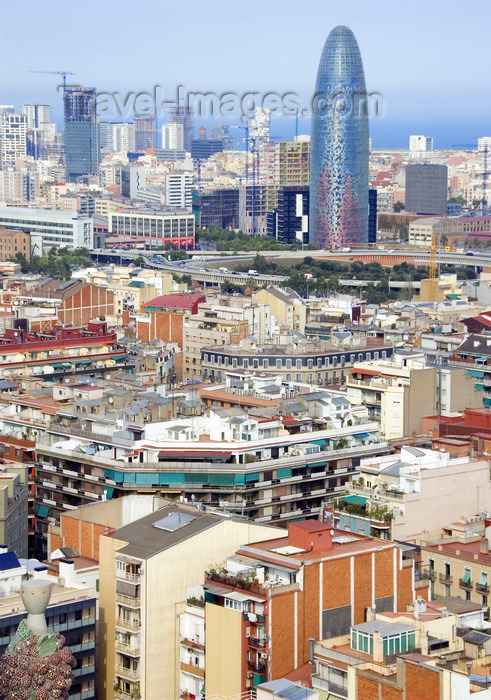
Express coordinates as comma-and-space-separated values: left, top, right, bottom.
309, 26, 369, 248
64, 87, 99, 183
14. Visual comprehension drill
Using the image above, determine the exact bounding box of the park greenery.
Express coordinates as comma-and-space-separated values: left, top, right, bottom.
9, 247, 93, 279
195, 226, 317, 252
226, 254, 477, 304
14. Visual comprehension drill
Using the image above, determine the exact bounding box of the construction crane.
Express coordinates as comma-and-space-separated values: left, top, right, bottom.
428, 231, 438, 302
230, 124, 250, 179
483, 145, 488, 216
30, 70, 77, 92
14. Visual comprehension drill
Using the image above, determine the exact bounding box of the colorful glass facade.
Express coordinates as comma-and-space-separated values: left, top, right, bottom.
309, 26, 369, 248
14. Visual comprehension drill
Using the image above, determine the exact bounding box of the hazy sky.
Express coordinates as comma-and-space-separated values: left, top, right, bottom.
2, 0, 490, 147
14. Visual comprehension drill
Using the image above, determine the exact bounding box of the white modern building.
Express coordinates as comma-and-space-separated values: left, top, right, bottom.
162, 123, 184, 150
1, 113, 27, 166
409, 135, 434, 152
165, 172, 192, 209
0, 206, 93, 254
109, 208, 195, 247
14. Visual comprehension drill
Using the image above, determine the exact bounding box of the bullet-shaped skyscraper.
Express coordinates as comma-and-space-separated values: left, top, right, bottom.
309, 26, 369, 248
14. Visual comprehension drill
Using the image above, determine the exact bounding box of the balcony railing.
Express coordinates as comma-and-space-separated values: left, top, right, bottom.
248, 636, 266, 648
115, 664, 140, 681
476, 582, 490, 594
247, 660, 266, 674
115, 641, 140, 656
116, 570, 142, 583
116, 593, 141, 608
459, 578, 473, 591
439, 573, 453, 585
116, 617, 141, 631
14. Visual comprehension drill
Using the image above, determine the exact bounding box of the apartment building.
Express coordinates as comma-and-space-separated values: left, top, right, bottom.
346, 358, 438, 439
98, 504, 283, 700
254, 287, 306, 334
312, 598, 490, 700
0, 227, 30, 261
335, 447, 491, 543
421, 535, 491, 607
33, 409, 387, 557
204, 519, 414, 696
0, 463, 28, 558
202, 340, 394, 386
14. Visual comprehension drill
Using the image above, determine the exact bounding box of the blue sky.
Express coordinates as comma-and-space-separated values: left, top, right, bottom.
2, 0, 490, 147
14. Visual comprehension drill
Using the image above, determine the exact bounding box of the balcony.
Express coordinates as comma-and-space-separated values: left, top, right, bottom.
248, 636, 266, 648
248, 660, 266, 674
180, 661, 205, 678
459, 578, 473, 591
116, 593, 141, 608
116, 570, 142, 583
115, 641, 140, 656
439, 573, 453, 585
115, 664, 140, 681
476, 582, 490, 594
116, 617, 141, 631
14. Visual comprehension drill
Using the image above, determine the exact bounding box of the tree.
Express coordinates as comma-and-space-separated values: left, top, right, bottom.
133, 256, 145, 267
393, 201, 405, 212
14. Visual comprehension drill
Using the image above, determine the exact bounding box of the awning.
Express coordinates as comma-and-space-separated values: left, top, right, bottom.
354, 432, 370, 439
468, 370, 485, 378
73, 358, 93, 365
51, 362, 73, 369
35, 504, 49, 517
112, 355, 128, 361
310, 439, 327, 446
462, 569, 471, 584
343, 495, 368, 506
103, 486, 114, 499
226, 591, 265, 603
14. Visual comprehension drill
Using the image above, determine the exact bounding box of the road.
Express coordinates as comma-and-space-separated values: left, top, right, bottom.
90, 246, 490, 287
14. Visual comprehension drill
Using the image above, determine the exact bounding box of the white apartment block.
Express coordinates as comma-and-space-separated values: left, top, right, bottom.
409, 135, 433, 152
162, 123, 184, 150
165, 172, 192, 209
1, 113, 27, 166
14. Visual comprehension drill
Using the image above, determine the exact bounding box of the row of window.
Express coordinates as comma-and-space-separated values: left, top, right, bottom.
202, 350, 388, 370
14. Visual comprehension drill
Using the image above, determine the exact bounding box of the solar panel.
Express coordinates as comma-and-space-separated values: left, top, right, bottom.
153, 512, 196, 532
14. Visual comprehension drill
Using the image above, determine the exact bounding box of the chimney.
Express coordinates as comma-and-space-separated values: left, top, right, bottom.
31, 565, 50, 580
58, 558, 75, 588
480, 536, 489, 554
0, 544, 7, 554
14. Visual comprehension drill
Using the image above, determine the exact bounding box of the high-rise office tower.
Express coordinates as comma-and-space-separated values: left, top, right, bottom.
169, 104, 194, 151
309, 26, 369, 248
405, 164, 448, 215
64, 87, 99, 182
134, 115, 154, 152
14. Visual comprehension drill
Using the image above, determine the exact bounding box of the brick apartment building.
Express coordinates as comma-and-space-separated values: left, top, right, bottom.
0, 227, 30, 261
204, 519, 415, 696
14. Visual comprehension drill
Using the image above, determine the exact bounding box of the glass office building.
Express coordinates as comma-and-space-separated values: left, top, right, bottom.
309, 26, 369, 248
64, 87, 99, 182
